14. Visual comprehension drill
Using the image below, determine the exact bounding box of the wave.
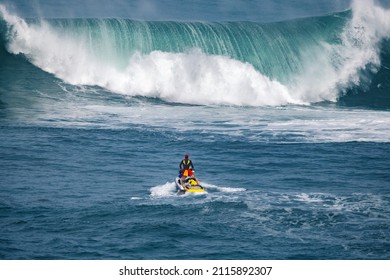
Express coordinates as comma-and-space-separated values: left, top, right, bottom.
1, 0, 390, 107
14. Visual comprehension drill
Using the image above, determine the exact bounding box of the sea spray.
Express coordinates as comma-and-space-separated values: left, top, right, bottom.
292, 0, 390, 102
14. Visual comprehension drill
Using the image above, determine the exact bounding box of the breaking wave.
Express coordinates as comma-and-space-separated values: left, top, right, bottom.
1, 0, 390, 107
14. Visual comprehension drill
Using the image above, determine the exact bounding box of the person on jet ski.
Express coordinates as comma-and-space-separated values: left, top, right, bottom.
179, 154, 194, 176
179, 154, 195, 184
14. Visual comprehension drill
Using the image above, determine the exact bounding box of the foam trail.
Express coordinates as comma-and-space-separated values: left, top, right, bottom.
203, 183, 246, 193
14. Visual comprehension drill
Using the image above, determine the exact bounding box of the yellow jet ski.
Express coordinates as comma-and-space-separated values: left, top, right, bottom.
175, 175, 205, 195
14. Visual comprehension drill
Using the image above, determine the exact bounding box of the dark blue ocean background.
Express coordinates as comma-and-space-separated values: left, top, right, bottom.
1, 0, 390, 259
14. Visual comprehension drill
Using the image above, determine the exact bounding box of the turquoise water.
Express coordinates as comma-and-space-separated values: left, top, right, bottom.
1, 0, 390, 259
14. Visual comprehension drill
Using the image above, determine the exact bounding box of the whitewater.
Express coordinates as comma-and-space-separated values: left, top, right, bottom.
0, 0, 390, 260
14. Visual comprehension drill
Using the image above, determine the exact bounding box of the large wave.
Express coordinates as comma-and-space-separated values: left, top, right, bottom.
1, 0, 389, 107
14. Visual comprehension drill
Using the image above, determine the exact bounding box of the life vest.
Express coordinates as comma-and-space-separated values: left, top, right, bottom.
181, 159, 192, 169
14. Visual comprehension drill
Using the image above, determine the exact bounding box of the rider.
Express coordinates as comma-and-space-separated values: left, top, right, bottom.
179, 154, 195, 184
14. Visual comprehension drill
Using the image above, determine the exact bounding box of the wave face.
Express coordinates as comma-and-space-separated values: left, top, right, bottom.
1, 0, 390, 107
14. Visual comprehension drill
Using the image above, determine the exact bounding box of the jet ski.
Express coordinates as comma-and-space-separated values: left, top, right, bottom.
175, 175, 205, 195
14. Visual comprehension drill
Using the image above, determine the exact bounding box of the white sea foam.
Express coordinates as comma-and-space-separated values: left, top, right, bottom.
295, 193, 324, 203
80, 103, 390, 143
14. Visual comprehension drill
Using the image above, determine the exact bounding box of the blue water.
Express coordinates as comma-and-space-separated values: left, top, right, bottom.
1, 0, 390, 260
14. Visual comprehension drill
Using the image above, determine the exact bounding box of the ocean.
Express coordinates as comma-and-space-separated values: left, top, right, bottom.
0, 0, 389, 260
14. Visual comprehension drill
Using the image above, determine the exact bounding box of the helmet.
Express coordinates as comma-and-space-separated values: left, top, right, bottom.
185, 154, 189, 158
